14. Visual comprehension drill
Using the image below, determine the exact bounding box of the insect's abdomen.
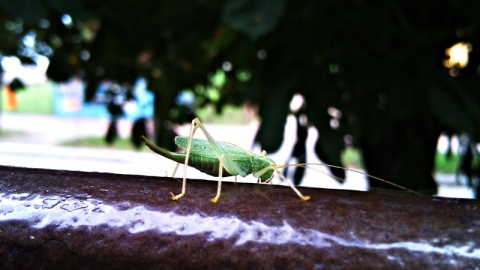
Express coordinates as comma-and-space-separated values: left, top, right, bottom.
188, 155, 232, 177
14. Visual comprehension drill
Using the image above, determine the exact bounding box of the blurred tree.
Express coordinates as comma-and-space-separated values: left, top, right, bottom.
233, 1, 480, 195
1, 0, 479, 195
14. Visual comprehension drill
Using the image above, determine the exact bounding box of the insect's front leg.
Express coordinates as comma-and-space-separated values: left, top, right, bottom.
255, 164, 310, 201
272, 165, 310, 201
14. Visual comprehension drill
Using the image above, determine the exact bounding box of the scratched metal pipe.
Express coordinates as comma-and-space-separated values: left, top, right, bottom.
0, 165, 479, 269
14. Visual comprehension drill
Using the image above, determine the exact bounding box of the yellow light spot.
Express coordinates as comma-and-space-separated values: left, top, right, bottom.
444, 42, 472, 69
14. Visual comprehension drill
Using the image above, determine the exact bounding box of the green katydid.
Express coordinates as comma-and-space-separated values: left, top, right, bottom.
141, 118, 420, 203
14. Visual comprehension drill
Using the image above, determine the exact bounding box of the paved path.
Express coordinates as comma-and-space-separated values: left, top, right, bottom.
0, 113, 255, 180
0, 113, 364, 188
0, 113, 475, 198
1, 113, 123, 144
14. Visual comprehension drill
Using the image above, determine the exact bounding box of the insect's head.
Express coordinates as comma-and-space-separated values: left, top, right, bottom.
252, 153, 276, 182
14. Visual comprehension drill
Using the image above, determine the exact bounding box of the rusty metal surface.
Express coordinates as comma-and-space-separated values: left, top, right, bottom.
0, 165, 479, 269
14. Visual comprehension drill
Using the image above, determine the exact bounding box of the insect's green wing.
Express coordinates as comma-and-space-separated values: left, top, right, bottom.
175, 136, 251, 176
175, 136, 249, 160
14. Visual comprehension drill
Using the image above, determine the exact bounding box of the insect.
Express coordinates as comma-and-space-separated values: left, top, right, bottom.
141, 118, 420, 203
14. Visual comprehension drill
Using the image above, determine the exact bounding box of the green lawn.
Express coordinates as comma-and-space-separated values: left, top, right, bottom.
2, 82, 55, 114
0, 129, 23, 138
58, 135, 463, 175
196, 104, 249, 124
59, 136, 146, 151
4, 84, 469, 175
341, 148, 466, 174
434, 151, 480, 174
341, 148, 364, 168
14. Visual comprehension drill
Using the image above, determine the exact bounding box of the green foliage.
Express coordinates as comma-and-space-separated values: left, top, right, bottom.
425, 75, 480, 135
222, 0, 287, 39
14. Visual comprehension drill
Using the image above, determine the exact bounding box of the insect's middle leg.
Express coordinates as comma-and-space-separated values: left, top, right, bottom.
211, 154, 225, 203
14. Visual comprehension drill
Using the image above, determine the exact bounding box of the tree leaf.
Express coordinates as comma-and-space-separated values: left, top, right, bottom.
254, 88, 290, 153
222, 0, 287, 39
425, 76, 477, 135
312, 112, 346, 183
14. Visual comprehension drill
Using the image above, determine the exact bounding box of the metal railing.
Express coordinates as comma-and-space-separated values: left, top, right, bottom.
0, 166, 479, 269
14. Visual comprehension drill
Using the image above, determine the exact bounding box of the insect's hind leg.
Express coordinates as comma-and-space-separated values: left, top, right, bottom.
171, 119, 200, 201
179, 118, 244, 202
172, 163, 181, 177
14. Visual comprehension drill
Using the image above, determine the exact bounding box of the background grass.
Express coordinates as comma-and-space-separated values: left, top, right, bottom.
434, 151, 479, 174
341, 148, 364, 169
435, 152, 460, 174
3, 83, 472, 175
59, 134, 465, 174
2, 82, 55, 114
0, 129, 23, 138
196, 104, 249, 124
59, 136, 145, 150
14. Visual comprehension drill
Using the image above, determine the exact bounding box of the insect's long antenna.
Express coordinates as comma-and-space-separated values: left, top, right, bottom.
278, 164, 347, 183
277, 163, 422, 196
